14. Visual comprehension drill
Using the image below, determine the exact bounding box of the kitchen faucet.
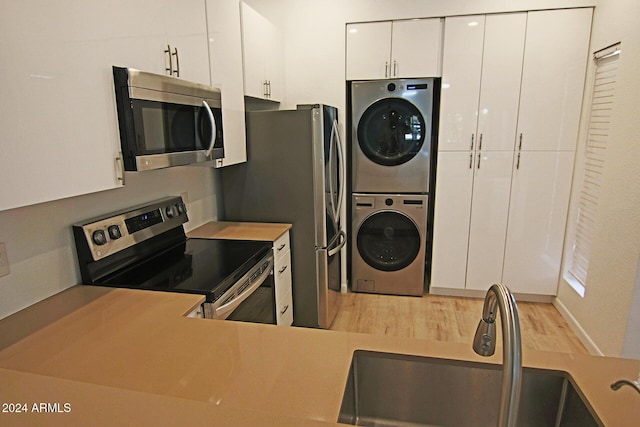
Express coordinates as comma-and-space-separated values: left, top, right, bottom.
473, 283, 523, 427
611, 372, 640, 395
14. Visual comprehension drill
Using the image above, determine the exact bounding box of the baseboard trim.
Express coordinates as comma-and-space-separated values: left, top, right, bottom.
429, 287, 554, 303
553, 298, 604, 356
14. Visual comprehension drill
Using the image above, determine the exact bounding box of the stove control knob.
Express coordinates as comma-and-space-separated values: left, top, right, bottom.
108, 225, 122, 240
177, 202, 186, 215
166, 205, 178, 218
92, 230, 108, 246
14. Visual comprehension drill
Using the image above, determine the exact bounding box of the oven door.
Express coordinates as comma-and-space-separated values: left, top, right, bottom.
203, 253, 276, 324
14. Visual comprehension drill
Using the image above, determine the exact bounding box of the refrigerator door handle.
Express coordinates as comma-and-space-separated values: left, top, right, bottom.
333, 118, 346, 224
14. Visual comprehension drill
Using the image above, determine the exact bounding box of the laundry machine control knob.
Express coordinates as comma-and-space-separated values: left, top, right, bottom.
385, 198, 394, 206
387, 82, 396, 92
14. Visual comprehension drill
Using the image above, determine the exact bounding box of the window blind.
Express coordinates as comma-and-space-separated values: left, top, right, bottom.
568, 43, 621, 289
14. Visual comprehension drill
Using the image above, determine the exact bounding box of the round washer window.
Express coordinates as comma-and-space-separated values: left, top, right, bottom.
357, 211, 421, 272
357, 98, 425, 166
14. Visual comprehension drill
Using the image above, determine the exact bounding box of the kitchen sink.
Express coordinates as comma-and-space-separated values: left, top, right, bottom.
338, 350, 602, 427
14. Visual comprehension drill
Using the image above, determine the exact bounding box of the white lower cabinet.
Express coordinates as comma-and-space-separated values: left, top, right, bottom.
502, 151, 575, 295
431, 151, 513, 292
273, 231, 293, 326
465, 152, 514, 291
432, 150, 576, 295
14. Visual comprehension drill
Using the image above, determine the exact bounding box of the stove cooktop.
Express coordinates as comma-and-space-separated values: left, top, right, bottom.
99, 238, 272, 302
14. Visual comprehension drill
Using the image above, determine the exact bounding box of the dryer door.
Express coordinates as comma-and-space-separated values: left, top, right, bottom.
356, 211, 421, 271
357, 98, 426, 166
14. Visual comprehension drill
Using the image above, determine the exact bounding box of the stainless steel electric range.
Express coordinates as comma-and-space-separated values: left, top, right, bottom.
73, 196, 276, 323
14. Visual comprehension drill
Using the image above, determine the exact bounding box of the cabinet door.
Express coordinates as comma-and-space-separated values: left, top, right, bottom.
430, 152, 475, 289
476, 13, 526, 151
241, 2, 282, 101
516, 8, 592, 151
241, 2, 268, 98
465, 151, 514, 291
164, 0, 210, 86
502, 151, 575, 295
345, 21, 392, 81
207, 0, 247, 167
391, 19, 442, 78
438, 15, 485, 151
0, 1, 166, 210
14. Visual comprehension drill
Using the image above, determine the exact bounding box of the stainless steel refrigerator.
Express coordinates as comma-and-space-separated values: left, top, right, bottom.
220, 105, 345, 328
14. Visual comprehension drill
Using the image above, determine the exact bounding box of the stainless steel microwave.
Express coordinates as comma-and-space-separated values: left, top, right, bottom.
113, 66, 224, 171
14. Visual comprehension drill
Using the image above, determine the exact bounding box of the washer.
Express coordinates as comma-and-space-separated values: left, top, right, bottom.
351, 194, 428, 296
351, 78, 436, 193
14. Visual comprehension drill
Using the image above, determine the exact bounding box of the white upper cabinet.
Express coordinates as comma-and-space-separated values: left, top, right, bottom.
516, 8, 592, 151
0, 0, 211, 212
207, 0, 247, 167
163, 0, 211, 86
346, 18, 442, 80
438, 13, 526, 152
241, 2, 283, 102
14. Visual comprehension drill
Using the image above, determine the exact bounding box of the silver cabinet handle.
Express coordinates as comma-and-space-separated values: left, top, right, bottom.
115, 153, 125, 185
385, 61, 389, 78
278, 265, 288, 274
469, 153, 473, 169
479, 134, 483, 150
267, 80, 271, 98
393, 60, 397, 77
516, 152, 521, 170
202, 100, 216, 158
477, 153, 482, 169
471, 134, 475, 150
518, 133, 523, 151
165, 44, 173, 76
172, 46, 180, 77
277, 243, 286, 251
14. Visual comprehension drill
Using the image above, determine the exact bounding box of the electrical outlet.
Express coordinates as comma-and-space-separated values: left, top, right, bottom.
0, 242, 10, 278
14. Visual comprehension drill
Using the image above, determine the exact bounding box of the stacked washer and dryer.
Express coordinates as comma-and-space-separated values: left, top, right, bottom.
350, 79, 437, 296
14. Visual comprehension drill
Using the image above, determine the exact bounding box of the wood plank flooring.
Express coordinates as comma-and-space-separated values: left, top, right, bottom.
329, 292, 588, 355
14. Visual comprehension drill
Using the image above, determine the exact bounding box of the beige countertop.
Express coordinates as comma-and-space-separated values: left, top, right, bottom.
187, 221, 292, 241
0, 286, 639, 426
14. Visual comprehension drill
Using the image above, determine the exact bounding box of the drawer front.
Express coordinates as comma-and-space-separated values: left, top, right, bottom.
276, 289, 293, 326
273, 232, 290, 261
274, 251, 292, 300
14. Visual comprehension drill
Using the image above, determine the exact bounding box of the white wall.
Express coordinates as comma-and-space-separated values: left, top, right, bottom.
556, 0, 640, 357
0, 167, 221, 320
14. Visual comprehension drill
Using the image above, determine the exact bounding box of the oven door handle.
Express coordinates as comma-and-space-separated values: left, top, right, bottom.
202, 100, 217, 159
214, 257, 274, 319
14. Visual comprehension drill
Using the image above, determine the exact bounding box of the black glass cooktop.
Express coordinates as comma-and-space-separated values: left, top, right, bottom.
99, 238, 272, 302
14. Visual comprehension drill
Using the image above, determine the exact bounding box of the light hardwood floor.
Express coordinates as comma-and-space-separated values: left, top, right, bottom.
329, 292, 588, 355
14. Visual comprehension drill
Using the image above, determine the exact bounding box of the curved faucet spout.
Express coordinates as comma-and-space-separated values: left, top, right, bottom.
473, 284, 522, 427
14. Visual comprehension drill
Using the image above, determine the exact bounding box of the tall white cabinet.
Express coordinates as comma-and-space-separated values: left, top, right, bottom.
431, 9, 592, 296
346, 18, 442, 80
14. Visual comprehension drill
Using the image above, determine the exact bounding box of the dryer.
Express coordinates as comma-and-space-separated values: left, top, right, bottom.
351, 78, 436, 193
351, 193, 428, 296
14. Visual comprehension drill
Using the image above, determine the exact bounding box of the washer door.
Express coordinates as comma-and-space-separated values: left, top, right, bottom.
357, 98, 426, 166
356, 211, 421, 271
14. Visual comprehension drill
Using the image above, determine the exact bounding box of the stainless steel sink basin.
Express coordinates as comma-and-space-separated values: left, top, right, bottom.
338, 351, 602, 427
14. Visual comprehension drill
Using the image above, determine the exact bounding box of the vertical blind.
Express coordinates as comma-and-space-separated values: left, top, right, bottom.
568, 43, 621, 288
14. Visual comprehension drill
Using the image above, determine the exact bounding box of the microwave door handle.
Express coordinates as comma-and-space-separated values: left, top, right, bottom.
214, 257, 273, 319
202, 100, 216, 158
